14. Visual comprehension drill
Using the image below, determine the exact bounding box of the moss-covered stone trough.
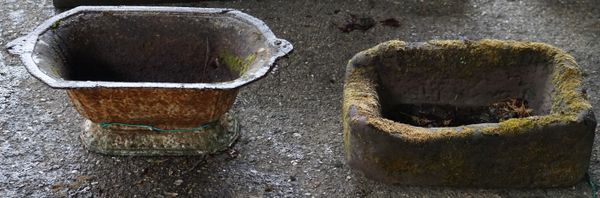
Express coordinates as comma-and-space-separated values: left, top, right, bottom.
342, 39, 596, 187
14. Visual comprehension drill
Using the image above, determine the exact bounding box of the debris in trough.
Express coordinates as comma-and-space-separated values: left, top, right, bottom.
384, 98, 533, 127
489, 98, 533, 120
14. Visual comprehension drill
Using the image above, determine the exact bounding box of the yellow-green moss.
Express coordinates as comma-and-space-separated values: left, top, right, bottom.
342, 66, 379, 156
550, 53, 591, 115
360, 40, 406, 60
219, 52, 257, 75
50, 20, 61, 29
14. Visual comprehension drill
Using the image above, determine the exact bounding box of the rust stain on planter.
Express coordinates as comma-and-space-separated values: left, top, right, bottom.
342, 39, 596, 187
67, 88, 238, 129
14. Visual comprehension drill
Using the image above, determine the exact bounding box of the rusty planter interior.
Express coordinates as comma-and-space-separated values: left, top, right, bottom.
11, 6, 292, 156
342, 40, 596, 187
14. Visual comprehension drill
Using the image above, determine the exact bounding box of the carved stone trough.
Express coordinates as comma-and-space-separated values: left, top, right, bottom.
9, 6, 292, 156
342, 40, 596, 187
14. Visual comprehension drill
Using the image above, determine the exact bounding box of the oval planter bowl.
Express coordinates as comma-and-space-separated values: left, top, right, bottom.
9, 6, 293, 156
342, 40, 596, 187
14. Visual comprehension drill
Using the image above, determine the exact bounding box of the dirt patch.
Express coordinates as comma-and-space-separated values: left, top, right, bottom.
379, 18, 401, 27
338, 14, 376, 33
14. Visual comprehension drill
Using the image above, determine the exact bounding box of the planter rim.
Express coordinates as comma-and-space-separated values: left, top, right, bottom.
344, 39, 594, 140
8, 6, 293, 89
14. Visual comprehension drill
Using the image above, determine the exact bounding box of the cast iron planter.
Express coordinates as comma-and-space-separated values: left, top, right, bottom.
342, 40, 596, 187
9, 6, 292, 156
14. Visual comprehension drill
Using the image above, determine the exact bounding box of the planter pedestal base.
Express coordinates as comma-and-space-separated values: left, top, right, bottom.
80, 113, 239, 156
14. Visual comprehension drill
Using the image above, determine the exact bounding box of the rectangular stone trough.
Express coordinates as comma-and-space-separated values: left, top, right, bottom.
342, 40, 596, 187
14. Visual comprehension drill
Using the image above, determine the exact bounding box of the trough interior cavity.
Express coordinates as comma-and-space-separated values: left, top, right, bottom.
33, 11, 269, 83
376, 45, 554, 127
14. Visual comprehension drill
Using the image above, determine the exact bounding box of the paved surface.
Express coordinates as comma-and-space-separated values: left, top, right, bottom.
1, 0, 599, 197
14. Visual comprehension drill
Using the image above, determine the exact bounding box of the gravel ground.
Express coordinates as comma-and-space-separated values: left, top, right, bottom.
1, 0, 599, 197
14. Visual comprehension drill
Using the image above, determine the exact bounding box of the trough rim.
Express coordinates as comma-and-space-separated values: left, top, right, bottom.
343, 39, 594, 142
11, 6, 293, 89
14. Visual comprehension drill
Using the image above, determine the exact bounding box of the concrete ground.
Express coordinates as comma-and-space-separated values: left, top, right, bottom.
1, 0, 599, 197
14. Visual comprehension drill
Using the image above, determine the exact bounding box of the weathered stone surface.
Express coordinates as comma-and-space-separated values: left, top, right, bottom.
343, 40, 597, 187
